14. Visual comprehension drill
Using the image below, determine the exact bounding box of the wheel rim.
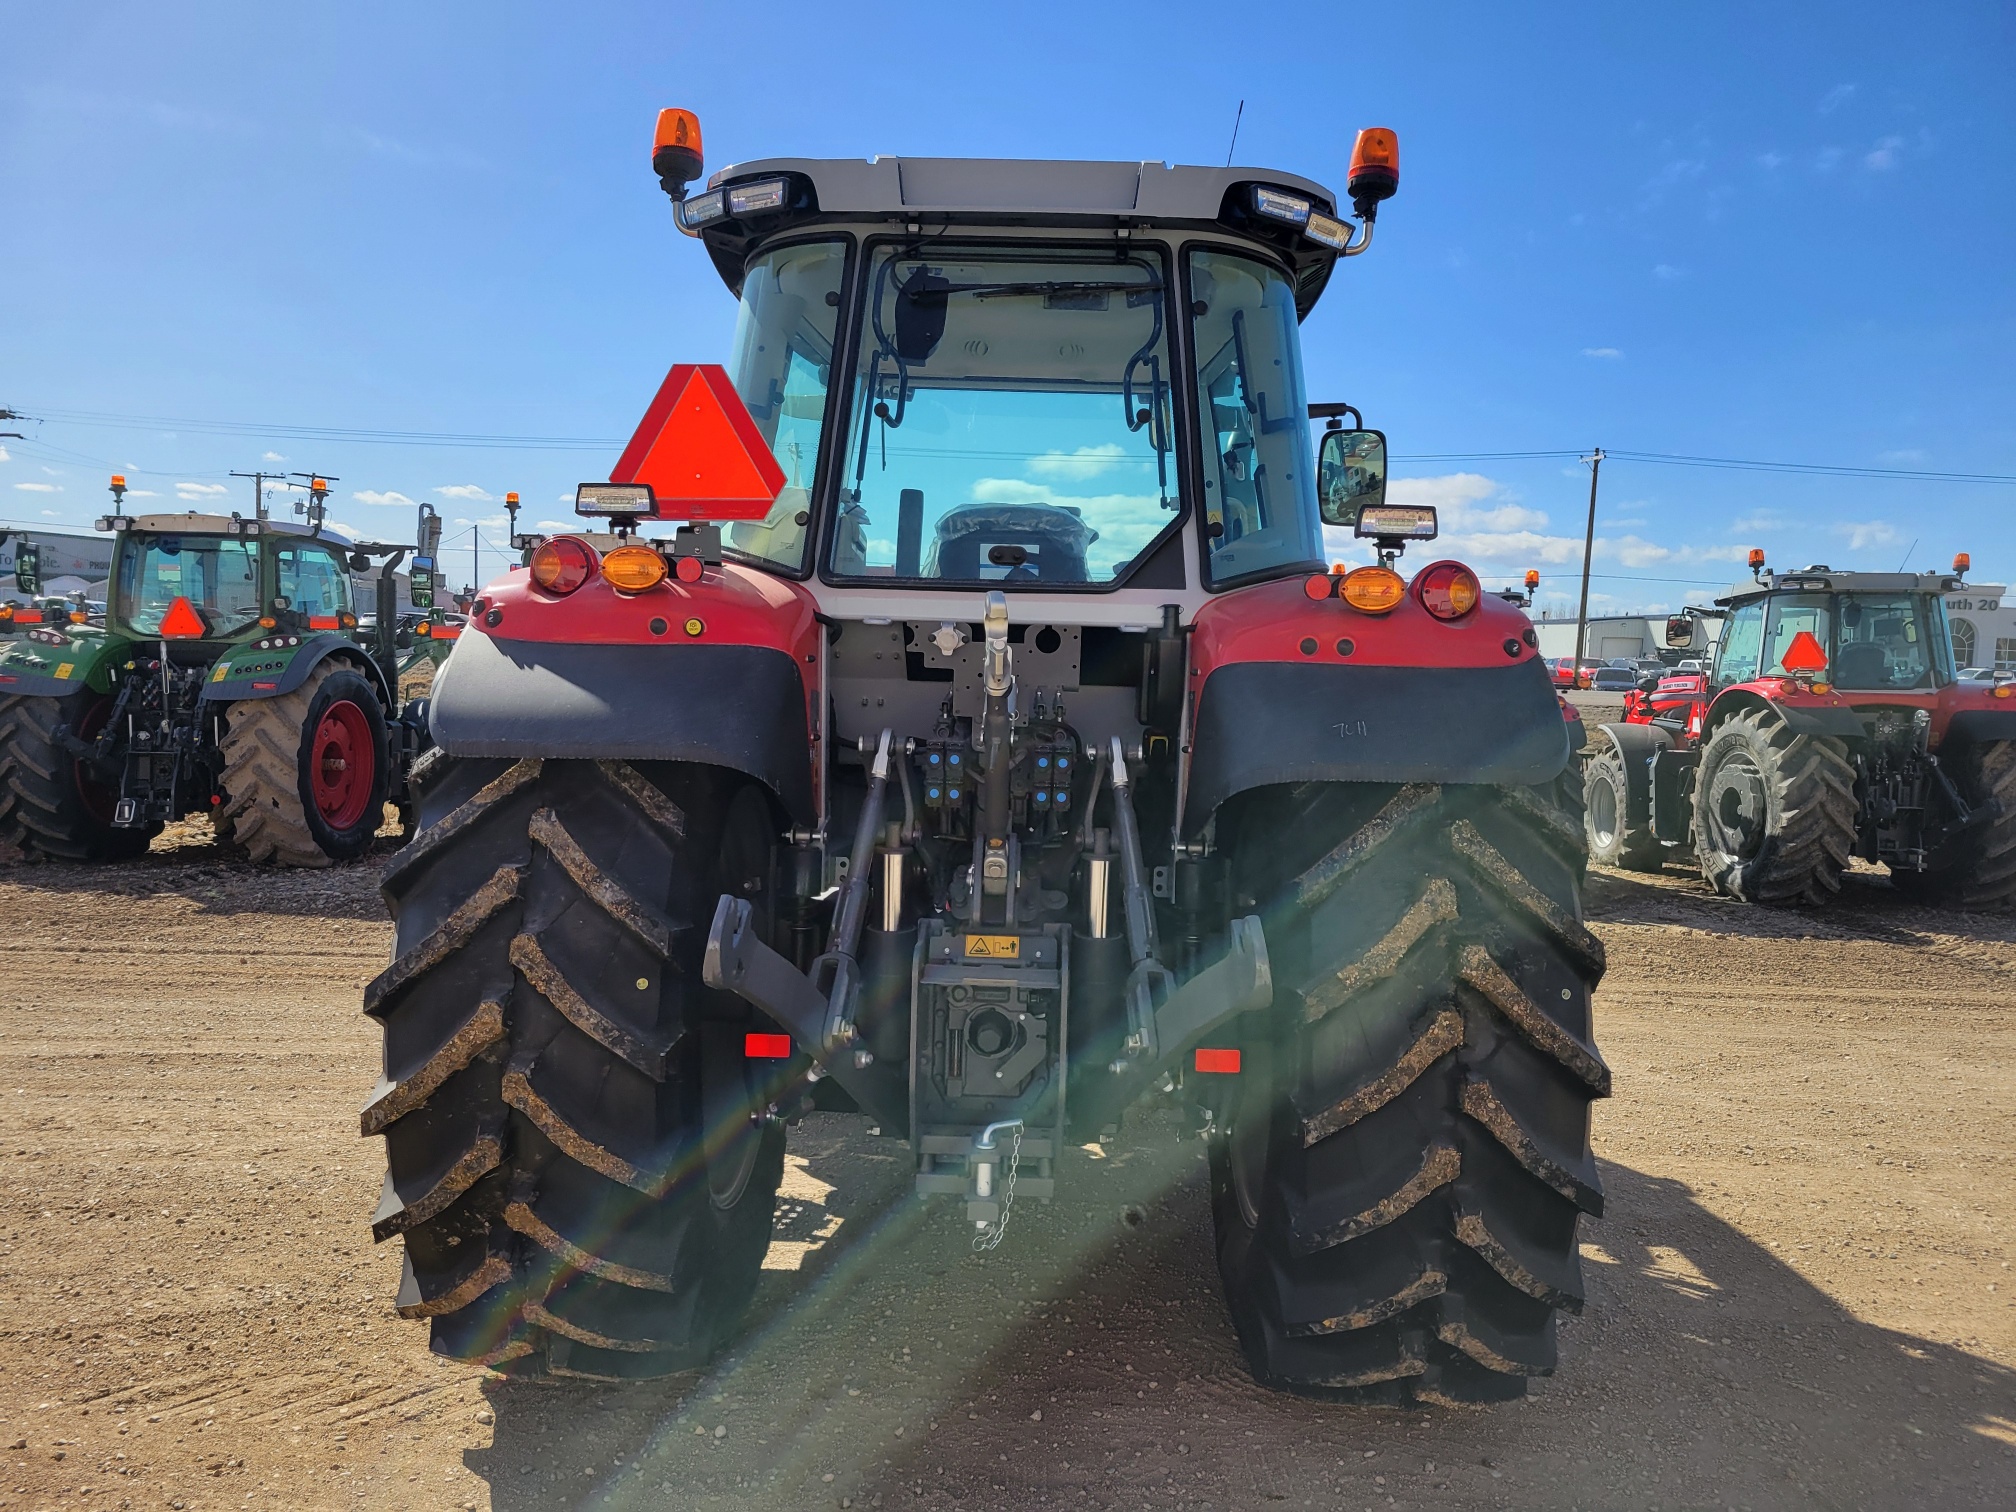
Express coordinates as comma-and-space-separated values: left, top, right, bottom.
309, 699, 376, 831
1589, 768, 1620, 848
1703, 748, 1768, 859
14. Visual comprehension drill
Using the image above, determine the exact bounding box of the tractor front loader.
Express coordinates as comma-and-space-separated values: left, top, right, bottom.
0, 478, 434, 865
365, 114, 1609, 1404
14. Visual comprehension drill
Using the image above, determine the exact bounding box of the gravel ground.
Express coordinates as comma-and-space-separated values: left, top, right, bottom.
1, 835, 2011, 1511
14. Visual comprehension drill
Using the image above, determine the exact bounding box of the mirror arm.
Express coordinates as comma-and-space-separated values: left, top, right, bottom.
1339, 219, 1376, 258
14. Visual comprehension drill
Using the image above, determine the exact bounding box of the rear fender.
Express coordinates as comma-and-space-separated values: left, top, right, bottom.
428, 561, 820, 825
1707, 687, 1866, 740
201, 634, 391, 708
0, 630, 126, 697
1181, 577, 1567, 835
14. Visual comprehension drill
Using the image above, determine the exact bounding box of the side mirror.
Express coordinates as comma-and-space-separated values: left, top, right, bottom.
1638, 675, 1660, 693
349, 552, 373, 572
1317, 428, 1388, 528
1665, 615, 1692, 647
13, 542, 41, 597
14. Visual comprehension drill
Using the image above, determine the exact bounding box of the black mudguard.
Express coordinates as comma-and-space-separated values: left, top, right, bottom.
1944, 709, 2016, 748
200, 634, 393, 709
429, 630, 815, 824
1772, 703, 1869, 739
1183, 657, 1570, 836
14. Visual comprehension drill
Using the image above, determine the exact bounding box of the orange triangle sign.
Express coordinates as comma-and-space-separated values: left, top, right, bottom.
1779, 629, 1828, 673
610, 364, 787, 520
158, 595, 208, 639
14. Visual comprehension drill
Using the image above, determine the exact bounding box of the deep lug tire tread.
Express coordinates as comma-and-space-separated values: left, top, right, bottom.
365, 755, 783, 1379
218, 661, 389, 867
1693, 706, 1857, 905
0, 691, 151, 861
1211, 775, 1608, 1403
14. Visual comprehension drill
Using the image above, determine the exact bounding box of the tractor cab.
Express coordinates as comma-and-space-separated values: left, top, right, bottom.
1709, 565, 1960, 698
105, 515, 358, 651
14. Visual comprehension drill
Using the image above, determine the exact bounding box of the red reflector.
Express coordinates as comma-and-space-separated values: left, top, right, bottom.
158, 595, 208, 639
1303, 573, 1335, 601
744, 1032, 791, 1059
15, 611, 43, 625
308, 615, 340, 630
252, 681, 277, 690
434, 624, 462, 641
674, 554, 704, 583
1194, 1047, 1241, 1074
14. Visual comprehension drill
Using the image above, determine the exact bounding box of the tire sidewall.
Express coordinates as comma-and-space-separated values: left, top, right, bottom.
1584, 747, 1629, 865
1693, 712, 1782, 897
294, 666, 389, 860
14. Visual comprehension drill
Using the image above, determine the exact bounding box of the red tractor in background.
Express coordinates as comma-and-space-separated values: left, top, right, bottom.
362, 111, 1608, 1405
1584, 551, 2016, 905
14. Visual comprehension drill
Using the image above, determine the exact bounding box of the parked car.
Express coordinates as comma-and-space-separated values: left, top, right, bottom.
1674, 659, 1704, 674
1590, 666, 1641, 693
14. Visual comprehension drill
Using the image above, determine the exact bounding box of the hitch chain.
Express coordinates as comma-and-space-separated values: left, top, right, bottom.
971, 1124, 1023, 1254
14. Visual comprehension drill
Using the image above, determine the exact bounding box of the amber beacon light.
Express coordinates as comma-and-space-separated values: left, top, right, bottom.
653, 108, 705, 197
1347, 128, 1400, 218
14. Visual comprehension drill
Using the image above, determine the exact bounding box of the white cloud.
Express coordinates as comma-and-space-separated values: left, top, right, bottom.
1864, 135, 1904, 171
1756, 151, 1786, 170
262, 450, 287, 462
1819, 83, 1856, 114
1835, 519, 1902, 550
535, 519, 571, 531
352, 489, 418, 508
128, 488, 161, 498
176, 481, 229, 500
12, 481, 59, 492
0, 444, 10, 462
1652, 264, 1684, 281
41, 509, 59, 518
1581, 347, 1622, 359
967, 477, 1167, 576
438, 484, 495, 502
1024, 444, 1133, 481
1390, 473, 1550, 534
1732, 510, 1788, 532
1815, 146, 1843, 173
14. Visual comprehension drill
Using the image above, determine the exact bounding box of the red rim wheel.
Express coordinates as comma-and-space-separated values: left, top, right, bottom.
309, 698, 376, 831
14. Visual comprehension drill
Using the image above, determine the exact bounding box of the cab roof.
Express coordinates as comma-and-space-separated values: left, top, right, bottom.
120, 513, 328, 538
1717, 566, 1967, 606
694, 155, 1347, 317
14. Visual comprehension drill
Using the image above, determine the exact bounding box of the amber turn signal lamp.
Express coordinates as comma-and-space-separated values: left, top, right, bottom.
653, 108, 705, 193
1417, 562, 1481, 620
1340, 565, 1406, 613
531, 537, 597, 595
1347, 128, 1399, 215
601, 543, 668, 594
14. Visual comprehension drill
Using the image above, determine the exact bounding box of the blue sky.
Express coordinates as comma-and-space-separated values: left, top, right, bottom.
4, 2, 2012, 613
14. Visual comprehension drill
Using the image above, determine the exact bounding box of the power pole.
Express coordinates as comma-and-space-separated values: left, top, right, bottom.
229, 469, 290, 522
1571, 448, 1605, 680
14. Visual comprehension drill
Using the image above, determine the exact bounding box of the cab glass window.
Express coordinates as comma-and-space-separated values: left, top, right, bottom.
827, 245, 1176, 585
116, 535, 261, 637
724, 240, 848, 573
1187, 250, 1322, 583
276, 544, 352, 621
1834, 594, 1932, 688
1714, 601, 1764, 685
1762, 594, 1830, 676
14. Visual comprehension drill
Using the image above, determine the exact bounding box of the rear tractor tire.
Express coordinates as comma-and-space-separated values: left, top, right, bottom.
1583, 744, 1662, 872
1891, 739, 2016, 910
363, 755, 785, 1379
1209, 776, 1609, 1404
1692, 705, 1856, 905
0, 690, 154, 862
218, 661, 389, 866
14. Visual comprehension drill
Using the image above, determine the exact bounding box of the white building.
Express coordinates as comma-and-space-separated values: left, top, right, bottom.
1945, 583, 2016, 673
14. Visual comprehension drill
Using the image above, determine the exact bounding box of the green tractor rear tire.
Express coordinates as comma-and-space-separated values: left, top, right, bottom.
218, 661, 389, 866
364, 755, 785, 1378
1209, 778, 1608, 1404
0, 690, 154, 862
1693, 705, 1857, 905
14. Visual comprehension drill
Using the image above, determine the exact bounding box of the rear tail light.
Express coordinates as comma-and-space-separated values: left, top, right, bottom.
530, 537, 597, 595
1339, 565, 1406, 613
744, 1032, 792, 1059
1416, 562, 1481, 620
1194, 1047, 1242, 1074
601, 543, 669, 594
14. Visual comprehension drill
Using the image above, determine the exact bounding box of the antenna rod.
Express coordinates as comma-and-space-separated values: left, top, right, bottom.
1224, 99, 1245, 167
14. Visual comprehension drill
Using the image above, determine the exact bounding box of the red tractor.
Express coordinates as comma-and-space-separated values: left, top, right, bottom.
362, 112, 1607, 1404
1585, 552, 2016, 905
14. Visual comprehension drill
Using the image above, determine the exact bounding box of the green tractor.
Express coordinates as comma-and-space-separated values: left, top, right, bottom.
0, 476, 445, 865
